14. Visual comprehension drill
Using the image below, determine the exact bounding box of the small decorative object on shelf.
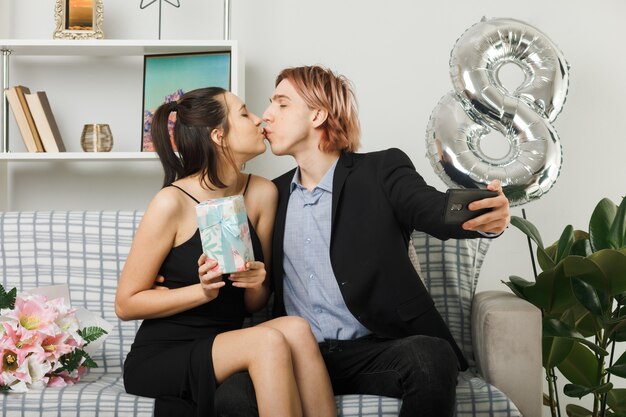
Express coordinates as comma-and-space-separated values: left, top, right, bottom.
139, 0, 182, 40
81, 124, 113, 152
53, 0, 104, 40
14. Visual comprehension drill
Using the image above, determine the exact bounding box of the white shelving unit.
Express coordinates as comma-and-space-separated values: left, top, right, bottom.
0, 39, 244, 211
0, 152, 159, 161
1, 40, 238, 57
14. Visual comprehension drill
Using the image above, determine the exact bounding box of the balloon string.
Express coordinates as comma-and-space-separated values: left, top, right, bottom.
522, 208, 539, 280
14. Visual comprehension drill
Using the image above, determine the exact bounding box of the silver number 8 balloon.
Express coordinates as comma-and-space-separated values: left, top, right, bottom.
426, 18, 570, 206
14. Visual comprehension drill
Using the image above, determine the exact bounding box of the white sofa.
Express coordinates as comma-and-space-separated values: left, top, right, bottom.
0, 211, 542, 416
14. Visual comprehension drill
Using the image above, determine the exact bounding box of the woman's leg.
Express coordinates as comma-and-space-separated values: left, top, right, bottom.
259, 317, 337, 417
212, 326, 303, 417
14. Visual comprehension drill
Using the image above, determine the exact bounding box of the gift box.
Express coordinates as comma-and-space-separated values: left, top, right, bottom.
196, 195, 255, 273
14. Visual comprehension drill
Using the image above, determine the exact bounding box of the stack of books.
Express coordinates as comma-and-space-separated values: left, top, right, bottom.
4, 85, 66, 152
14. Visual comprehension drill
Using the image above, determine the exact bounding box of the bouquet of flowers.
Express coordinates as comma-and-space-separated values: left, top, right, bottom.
0, 284, 108, 393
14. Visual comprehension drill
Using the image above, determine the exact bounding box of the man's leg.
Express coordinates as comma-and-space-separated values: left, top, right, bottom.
214, 372, 258, 417
321, 335, 458, 417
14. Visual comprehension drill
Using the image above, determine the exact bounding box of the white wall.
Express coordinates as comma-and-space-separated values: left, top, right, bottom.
2, 1, 626, 414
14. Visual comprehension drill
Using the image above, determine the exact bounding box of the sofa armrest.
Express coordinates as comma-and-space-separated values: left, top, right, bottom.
472, 290, 542, 417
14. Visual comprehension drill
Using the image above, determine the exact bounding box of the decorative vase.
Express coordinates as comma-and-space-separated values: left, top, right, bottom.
80, 124, 113, 152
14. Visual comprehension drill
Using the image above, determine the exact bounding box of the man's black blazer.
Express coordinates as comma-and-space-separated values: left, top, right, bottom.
272, 148, 483, 370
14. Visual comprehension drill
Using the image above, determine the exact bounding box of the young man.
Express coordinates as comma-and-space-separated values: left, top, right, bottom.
216, 65, 510, 417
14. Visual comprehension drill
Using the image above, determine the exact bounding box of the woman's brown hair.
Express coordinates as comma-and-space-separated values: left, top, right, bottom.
151, 87, 231, 189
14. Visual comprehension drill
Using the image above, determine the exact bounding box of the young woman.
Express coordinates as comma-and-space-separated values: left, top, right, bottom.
115, 87, 336, 417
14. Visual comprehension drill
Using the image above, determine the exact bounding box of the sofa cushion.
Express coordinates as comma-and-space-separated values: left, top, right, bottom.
0, 211, 142, 372
333, 371, 522, 417
410, 231, 490, 369
0, 371, 154, 417
0, 211, 155, 416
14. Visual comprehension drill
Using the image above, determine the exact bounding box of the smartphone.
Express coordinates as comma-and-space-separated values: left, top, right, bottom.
443, 188, 499, 225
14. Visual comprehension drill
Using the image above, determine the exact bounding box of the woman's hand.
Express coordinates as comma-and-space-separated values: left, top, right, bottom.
198, 253, 225, 300
229, 261, 267, 290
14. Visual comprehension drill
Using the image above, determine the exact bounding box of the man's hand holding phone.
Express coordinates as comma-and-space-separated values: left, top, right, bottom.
444, 180, 510, 234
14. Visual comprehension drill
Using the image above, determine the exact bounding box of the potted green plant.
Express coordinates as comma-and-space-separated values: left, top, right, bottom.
505, 197, 626, 417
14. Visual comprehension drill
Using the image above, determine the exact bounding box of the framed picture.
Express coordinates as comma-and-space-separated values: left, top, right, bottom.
141, 51, 231, 152
53, 0, 104, 40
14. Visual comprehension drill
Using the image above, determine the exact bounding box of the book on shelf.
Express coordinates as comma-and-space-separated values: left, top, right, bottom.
4, 85, 45, 152
24, 91, 66, 153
